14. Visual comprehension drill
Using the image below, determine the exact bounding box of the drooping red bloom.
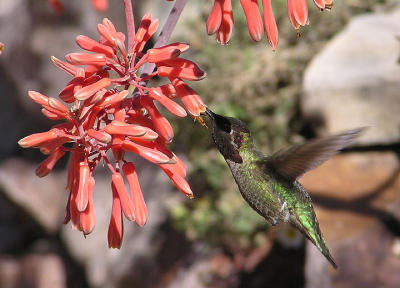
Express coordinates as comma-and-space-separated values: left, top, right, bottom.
19, 16, 206, 248
204, 0, 335, 49
48, 0, 108, 14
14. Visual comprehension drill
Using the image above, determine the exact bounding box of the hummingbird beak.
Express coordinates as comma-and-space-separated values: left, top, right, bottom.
205, 107, 215, 120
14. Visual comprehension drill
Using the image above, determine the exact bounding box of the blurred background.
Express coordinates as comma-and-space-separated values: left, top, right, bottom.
0, 0, 400, 287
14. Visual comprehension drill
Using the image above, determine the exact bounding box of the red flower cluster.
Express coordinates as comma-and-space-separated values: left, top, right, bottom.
48, 0, 108, 14
206, 0, 334, 50
18, 16, 206, 248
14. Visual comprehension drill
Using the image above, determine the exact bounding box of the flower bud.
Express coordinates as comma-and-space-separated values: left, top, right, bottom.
76, 35, 115, 58
66, 53, 107, 66
148, 88, 187, 117
76, 162, 90, 212
122, 140, 171, 164
157, 66, 206, 81
262, 0, 278, 51
96, 90, 129, 108
108, 187, 123, 249
18, 130, 59, 148
160, 166, 194, 198
97, 23, 115, 46
35, 148, 65, 177
74, 78, 111, 101
147, 47, 181, 63
207, 0, 223, 35
112, 173, 135, 221
240, 0, 264, 42
51, 56, 79, 76
122, 162, 148, 227
216, 0, 234, 45
171, 78, 206, 116
80, 176, 96, 235
48, 98, 69, 114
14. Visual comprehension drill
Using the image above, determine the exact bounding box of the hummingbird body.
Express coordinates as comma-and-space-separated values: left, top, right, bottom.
204, 108, 365, 269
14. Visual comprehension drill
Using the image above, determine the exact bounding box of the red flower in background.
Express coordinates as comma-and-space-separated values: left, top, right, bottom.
48, 0, 108, 13
18, 16, 206, 248
205, 0, 334, 50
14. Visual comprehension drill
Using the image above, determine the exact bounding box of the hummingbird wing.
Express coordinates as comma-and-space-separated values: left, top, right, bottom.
258, 128, 365, 181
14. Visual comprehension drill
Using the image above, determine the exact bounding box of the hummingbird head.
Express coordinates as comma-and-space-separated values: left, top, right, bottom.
204, 107, 250, 163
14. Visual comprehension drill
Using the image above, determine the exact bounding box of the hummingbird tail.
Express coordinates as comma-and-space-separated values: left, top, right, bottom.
320, 245, 338, 269
292, 211, 338, 269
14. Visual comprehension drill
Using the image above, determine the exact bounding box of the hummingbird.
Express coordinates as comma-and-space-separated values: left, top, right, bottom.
203, 107, 365, 269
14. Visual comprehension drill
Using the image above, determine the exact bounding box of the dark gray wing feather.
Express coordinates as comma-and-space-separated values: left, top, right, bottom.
263, 128, 366, 181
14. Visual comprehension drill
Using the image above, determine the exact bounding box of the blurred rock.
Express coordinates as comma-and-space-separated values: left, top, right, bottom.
0, 158, 65, 233
301, 152, 400, 287
302, 9, 400, 145
61, 157, 185, 288
0, 253, 66, 288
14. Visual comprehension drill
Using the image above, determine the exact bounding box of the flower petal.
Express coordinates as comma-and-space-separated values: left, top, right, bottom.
112, 173, 135, 221
140, 97, 174, 143
216, 0, 234, 45
108, 186, 124, 249
80, 176, 96, 235
207, 0, 223, 35
240, 0, 264, 42
122, 162, 148, 227
66, 53, 107, 66
76, 35, 114, 58
76, 162, 90, 212
262, 0, 279, 51
148, 88, 187, 117
35, 147, 65, 177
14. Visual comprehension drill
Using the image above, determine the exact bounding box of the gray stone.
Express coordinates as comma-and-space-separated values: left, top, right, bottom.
302, 9, 400, 145
0, 253, 66, 288
301, 152, 400, 288
0, 158, 66, 233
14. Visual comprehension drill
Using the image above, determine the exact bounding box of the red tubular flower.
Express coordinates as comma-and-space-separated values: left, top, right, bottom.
216, 0, 234, 45
108, 185, 123, 249
287, 0, 308, 31
262, 0, 278, 51
313, 0, 334, 11
240, 0, 264, 42
112, 173, 135, 221
205, 0, 333, 48
48, 0, 108, 13
91, 0, 108, 12
35, 148, 65, 177
76, 162, 90, 212
207, 0, 223, 35
122, 162, 148, 227
19, 15, 205, 248
80, 176, 96, 235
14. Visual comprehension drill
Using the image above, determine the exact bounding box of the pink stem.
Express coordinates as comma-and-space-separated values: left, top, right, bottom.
124, 0, 135, 55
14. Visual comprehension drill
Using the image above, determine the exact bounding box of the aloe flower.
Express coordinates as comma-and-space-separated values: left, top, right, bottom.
18, 16, 206, 248
204, 0, 334, 49
48, 0, 108, 13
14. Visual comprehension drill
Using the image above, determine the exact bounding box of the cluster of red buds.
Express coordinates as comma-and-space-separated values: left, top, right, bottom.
206, 0, 334, 50
48, 0, 108, 14
18, 15, 206, 248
